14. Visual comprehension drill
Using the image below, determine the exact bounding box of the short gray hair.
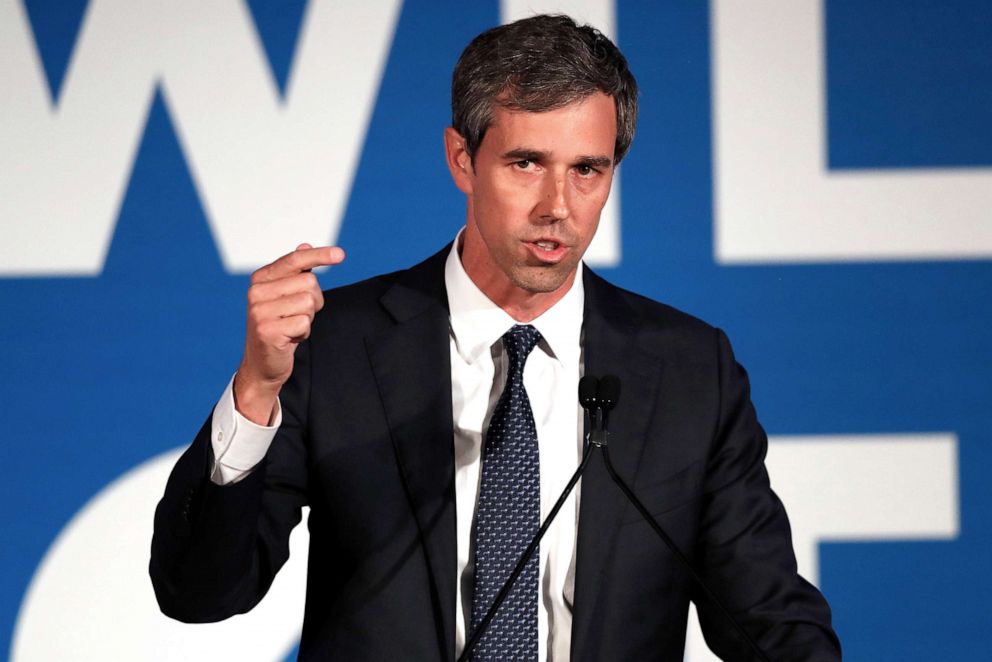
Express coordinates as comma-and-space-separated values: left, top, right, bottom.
451, 14, 639, 164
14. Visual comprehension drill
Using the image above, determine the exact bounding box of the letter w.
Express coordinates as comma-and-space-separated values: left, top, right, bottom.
0, 0, 402, 275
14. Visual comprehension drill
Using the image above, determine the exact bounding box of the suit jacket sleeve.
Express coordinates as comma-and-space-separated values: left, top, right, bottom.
693, 329, 841, 661
149, 339, 311, 623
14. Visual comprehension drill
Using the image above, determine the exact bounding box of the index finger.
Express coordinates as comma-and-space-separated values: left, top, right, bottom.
254, 246, 346, 283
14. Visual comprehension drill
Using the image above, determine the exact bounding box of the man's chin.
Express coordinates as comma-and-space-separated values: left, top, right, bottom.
510, 264, 577, 295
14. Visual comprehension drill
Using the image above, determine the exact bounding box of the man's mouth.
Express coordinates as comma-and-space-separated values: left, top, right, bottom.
525, 239, 569, 263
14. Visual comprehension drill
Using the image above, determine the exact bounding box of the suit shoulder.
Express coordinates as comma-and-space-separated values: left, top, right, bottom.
586, 269, 719, 339
310, 269, 406, 341
582, 268, 734, 369
320, 268, 403, 311
628, 287, 714, 334
313, 244, 450, 333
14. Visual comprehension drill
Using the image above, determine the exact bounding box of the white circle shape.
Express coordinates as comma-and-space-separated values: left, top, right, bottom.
12, 447, 309, 661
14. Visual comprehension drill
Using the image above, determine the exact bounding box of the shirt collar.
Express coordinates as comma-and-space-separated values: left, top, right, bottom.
444, 229, 584, 366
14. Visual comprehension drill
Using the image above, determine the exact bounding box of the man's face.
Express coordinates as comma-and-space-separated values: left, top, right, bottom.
447, 93, 617, 308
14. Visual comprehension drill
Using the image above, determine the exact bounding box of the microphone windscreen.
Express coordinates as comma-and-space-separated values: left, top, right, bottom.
578, 376, 600, 408
598, 375, 621, 410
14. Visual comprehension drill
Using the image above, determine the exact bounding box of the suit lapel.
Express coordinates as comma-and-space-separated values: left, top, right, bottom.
365, 248, 457, 662
571, 268, 667, 657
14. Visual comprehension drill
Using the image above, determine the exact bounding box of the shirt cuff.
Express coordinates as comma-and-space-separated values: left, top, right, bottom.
210, 374, 283, 485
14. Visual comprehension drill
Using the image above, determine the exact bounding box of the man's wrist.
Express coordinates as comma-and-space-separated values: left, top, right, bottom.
233, 372, 281, 426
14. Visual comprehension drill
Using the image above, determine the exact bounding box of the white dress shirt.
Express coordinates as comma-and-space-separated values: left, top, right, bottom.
210, 237, 585, 661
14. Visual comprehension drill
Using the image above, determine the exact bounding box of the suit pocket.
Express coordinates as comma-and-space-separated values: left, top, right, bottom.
620, 459, 703, 524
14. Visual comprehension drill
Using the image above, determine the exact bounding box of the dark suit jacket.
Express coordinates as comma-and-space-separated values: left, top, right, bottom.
151, 245, 840, 661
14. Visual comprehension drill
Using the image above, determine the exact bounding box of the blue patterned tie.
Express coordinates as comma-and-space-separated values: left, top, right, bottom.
470, 324, 542, 661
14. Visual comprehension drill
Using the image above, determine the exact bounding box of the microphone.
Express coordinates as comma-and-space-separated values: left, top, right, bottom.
587, 375, 772, 662
578, 373, 599, 407
579, 375, 607, 446
597, 374, 621, 407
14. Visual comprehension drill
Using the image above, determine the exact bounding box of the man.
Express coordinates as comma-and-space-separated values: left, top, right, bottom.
151, 14, 840, 661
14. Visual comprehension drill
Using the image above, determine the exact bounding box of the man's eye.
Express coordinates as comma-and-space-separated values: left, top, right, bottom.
514, 159, 533, 169
575, 165, 597, 176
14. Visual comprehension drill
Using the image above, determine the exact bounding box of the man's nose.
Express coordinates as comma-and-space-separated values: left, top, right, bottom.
540, 174, 570, 221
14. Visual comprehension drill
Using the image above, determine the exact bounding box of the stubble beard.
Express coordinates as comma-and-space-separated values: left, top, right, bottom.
507, 259, 578, 294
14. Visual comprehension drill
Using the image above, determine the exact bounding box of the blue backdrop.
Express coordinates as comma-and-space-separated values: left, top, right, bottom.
2, 1, 990, 659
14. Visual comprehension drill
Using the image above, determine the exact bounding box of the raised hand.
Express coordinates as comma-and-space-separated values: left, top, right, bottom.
234, 244, 345, 424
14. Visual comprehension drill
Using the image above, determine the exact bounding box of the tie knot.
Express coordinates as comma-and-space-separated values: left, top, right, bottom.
502, 324, 542, 371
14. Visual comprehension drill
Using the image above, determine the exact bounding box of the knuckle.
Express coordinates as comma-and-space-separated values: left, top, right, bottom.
247, 302, 265, 325
255, 319, 273, 339
283, 319, 301, 339
286, 251, 303, 271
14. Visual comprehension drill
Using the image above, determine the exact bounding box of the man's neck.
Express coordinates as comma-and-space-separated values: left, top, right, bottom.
471, 271, 577, 323
455, 231, 579, 323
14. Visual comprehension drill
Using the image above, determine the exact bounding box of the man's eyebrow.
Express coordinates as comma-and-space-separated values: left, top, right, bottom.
574, 155, 614, 168
501, 149, 614, 168
501, 148, 547, 161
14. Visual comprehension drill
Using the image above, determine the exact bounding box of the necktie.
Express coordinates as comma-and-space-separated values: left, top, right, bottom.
470, 324, 542, 661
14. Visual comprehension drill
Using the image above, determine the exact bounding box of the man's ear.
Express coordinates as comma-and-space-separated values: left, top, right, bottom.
444, 127, 474, 195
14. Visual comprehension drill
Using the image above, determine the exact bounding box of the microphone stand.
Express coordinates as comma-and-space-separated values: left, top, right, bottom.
456, 439, 595, 662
